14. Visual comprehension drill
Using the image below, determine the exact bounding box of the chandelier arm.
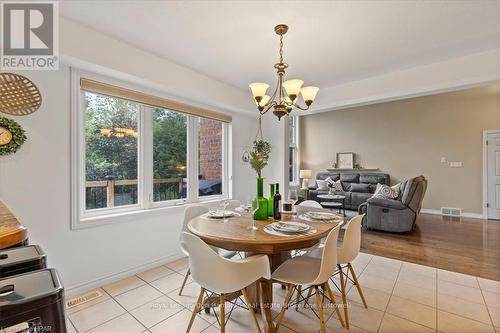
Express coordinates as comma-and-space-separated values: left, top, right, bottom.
292, 102, 310, 111
260, 100, 277, 115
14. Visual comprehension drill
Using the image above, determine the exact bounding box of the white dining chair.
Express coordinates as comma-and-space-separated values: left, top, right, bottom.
182, 232, 271, 333
304, 214, 367, 328
272, 225, 345, 333
179, 205, 237, 296
226, 199, 242, 210
298, 200, 322, 208
292, 200, 328, 258
335, 214, 367, 328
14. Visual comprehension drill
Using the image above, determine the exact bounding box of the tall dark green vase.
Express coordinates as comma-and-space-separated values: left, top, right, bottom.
253, 177, 268, 220
268, 183, 275, 217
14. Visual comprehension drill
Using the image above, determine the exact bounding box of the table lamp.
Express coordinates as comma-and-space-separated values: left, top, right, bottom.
299, 169, 312, 189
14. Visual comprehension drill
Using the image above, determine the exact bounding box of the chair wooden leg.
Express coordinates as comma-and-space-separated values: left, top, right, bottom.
242, 288, 261, 333
220, 294, 225, 333
325, 281, 346, 328
315, 286, 326, 333
338, 264, 350, 329
305, 287, 313, 308
179, 268, 190, 296
186, 287, 205, 333
275, 285, 294, 331
295, 285, 302, 311
348, 262, 368, 308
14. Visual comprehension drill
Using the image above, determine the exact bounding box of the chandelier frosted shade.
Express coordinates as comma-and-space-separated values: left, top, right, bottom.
300, 86, 320, 104
249, 83, 269, 100
248, 24, 319, 120
283, 79, 304, 98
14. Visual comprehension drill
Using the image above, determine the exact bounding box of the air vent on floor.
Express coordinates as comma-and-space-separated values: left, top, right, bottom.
441, 207, 462, 217
66, 289, 104, 309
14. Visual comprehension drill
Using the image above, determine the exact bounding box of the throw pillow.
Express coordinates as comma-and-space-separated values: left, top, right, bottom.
316, 179, 329, 191
372, 183, 399, 199
350, 183, 371, 193
330, 179, 344, 192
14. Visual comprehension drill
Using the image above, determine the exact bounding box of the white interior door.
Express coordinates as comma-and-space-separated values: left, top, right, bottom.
487, 132, 500, 220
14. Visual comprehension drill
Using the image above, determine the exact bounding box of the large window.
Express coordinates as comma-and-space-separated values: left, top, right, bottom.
72, 72, 231, 227
289, 116, 299, 185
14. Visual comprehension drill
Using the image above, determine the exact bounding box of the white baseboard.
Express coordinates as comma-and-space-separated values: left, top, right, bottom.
420, 208, 485, 220
65, 252, 185, 297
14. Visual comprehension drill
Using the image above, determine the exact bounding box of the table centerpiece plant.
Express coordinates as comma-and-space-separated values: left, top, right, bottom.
249, 139, 271, 220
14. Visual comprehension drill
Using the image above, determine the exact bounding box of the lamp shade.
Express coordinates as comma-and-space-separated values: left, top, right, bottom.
283, 79, 304, 96
249, 82, 269, 98
299, 169, 312, 179
300, 86, 319, 102
259, 94, 271, 107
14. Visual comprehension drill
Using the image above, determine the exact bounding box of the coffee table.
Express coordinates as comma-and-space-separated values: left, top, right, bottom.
317, 194, 346, 216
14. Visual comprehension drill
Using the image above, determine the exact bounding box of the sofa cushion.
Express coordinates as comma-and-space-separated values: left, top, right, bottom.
340, 173, 360, 183
351, 192, 372, 209
316, 179, 329, 190
350, 183, 371, 193
360, 174, 389, 185
317, 172, 340, 181
367, 197, 407, 210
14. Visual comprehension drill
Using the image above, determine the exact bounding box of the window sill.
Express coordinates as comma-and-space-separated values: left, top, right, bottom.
72, 197, 229, 230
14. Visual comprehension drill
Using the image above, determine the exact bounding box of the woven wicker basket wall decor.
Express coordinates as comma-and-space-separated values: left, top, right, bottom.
0, 73, 42, 116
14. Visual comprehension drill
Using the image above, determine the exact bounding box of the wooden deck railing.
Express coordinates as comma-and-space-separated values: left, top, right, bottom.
85, 178, 184, 207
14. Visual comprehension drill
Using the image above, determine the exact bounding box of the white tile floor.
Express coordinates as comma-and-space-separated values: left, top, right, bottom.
66, 254, 500, 333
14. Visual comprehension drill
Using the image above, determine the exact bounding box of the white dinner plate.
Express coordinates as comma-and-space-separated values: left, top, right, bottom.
208, 210, 239, 218
270, 221, 310, 234
305, 211, 338, 221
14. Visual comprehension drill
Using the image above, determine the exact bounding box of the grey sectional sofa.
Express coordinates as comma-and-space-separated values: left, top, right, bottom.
308, 171, 391, 210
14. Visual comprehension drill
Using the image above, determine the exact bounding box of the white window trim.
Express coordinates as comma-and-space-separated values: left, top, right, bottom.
289, 116, 300, 187
70, 69, 231, 229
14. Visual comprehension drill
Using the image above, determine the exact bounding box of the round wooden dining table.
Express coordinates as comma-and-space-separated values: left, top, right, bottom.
188, 206, 342, 333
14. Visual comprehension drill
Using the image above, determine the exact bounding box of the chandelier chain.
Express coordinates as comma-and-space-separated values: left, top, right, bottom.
279, 34, 284, 63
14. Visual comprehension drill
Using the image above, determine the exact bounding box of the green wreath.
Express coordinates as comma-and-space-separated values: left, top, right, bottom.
0, 117, 26, 156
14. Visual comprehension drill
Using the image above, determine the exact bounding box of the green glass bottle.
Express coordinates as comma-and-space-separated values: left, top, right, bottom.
253, 177, 268, 220
268, 183, 275, 217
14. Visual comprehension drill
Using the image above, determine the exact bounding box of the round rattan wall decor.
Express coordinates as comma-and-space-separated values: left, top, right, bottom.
0, 73, 42, 116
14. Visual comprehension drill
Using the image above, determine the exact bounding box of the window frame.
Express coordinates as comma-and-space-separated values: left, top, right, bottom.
70, 69, 231, 229
289, 116, 300, 187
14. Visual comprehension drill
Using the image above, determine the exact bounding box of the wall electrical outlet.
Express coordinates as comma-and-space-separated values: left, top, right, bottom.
450, 161, 463, 168
440, 157, 446, 163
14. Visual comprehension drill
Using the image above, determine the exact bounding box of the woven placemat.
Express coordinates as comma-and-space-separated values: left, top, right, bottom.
0, 73, 42, 115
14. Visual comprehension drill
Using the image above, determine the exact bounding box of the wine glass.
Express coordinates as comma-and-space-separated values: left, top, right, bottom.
219, 197, 230, 222
289, 188, 298, 204
250, 197, 259, 230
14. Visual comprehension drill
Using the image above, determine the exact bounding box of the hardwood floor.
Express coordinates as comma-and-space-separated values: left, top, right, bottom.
354, 213, 500, 281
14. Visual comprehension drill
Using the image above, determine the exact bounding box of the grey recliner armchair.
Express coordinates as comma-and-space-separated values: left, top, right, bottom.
359, 176, 427, 232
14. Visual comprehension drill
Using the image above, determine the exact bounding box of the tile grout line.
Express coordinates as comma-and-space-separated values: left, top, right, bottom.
477, 277, 498, 333
376, 261, 403, 333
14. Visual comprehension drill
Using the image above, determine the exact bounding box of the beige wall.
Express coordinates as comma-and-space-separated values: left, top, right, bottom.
300, 85, 500, 214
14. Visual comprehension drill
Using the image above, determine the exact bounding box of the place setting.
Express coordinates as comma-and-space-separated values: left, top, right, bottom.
202, 199, 241, 222
298, 210, 343, 223
263, 221, 317, 237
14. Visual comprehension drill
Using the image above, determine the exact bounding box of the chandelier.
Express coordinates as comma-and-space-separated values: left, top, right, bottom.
249, 24, 319, 120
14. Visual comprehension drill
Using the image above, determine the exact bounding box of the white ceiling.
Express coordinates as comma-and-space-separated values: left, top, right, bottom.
60, 0, 500, 93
